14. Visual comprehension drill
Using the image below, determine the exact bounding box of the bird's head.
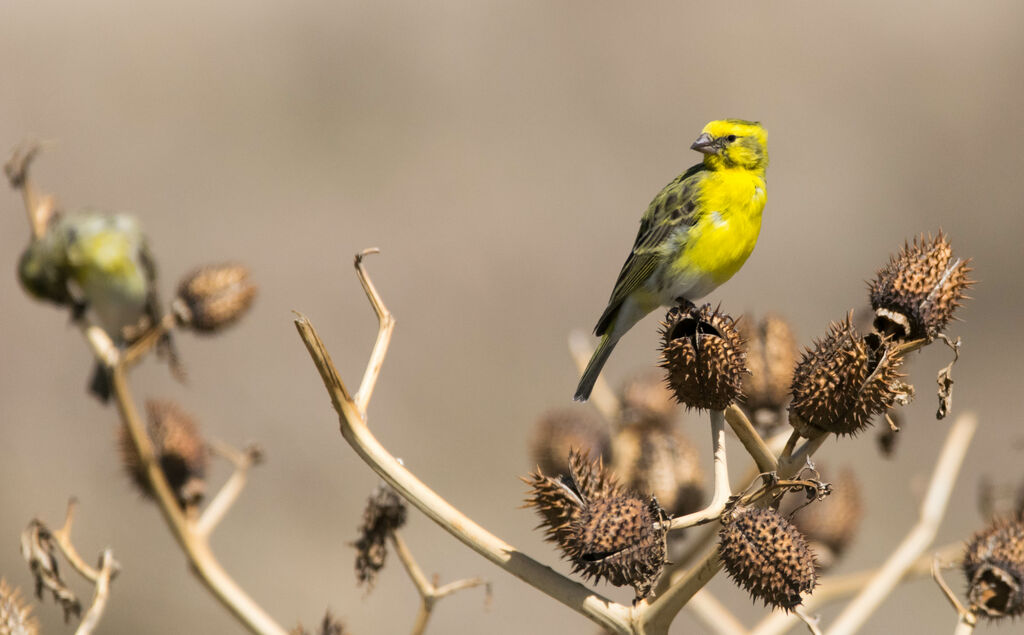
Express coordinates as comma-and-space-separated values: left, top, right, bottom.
691, 120, 768, 172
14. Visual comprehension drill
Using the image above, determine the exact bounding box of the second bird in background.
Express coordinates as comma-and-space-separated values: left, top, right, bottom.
574, 119, 769, 402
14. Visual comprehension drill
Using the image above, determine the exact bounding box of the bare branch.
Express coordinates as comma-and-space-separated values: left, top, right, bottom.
825, 413, 977, 635
353, 248, 395, 417
725, 405, 778, 473
196, 442, 265, 538
295, 265, 636, 633
667, 411, 731, 530
75, 549, 117, 635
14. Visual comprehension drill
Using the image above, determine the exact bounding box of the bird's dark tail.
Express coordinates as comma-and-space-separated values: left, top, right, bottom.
574, 333, 618, 402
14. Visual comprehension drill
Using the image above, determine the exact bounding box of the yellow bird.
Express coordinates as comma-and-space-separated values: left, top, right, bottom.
575, 119, 768, 402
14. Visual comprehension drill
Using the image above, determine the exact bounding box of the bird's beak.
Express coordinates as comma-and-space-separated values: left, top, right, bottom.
690, 132, 717, 155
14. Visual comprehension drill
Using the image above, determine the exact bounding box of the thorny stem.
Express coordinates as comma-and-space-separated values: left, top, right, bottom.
825, 413, 977, 635
295, 254, 635, 634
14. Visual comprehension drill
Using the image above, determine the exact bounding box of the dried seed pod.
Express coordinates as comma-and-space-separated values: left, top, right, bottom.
789, 315, 906, 437
174, 264, 257, 333
781, 467, 863, 570
529, 407, 610, 478
353, 484, 407, 589
738, 313, 798, 429
523, 450, 668, 601
119, 399, 208, 508
962, 516, 1024, 619
0, 578, 38, 635
869, 232, 972, 340
719, 507, 817, 611
611, 422, 704, 517
660, 303, 746, 411
618, 370, 678, 428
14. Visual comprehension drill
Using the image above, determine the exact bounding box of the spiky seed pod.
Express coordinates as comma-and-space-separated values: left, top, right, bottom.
618, 370, 678, 428
660, 303, 746, 411
529, 407, 611, 478
962, 516, 1024, 619
788, 316, 906, 437
611, 422, 704, 517
119, 399, 208, 508
719, 507, 817, 611
782, 467, 863, 571
869, 232, 973, 340
739, 314, 798, 429
523, 450, 668, 601
0, 579, 38, 635
353, 484, 407, 589
174, 264, 257, 333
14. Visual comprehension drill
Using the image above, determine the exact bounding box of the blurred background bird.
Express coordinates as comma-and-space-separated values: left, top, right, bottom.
18, 211, 182, 401
575, 119, 768, 402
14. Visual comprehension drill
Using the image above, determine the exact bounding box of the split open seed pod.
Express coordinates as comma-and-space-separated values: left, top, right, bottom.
869, 232, 972, 340
659, 303, 746, 411
963, 516, 1024, 619
789, 314, 908, 437
524, 450, 668, 601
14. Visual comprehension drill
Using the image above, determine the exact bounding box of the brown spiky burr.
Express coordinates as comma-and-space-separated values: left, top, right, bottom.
789, 315, 907, 437
529, 407, 610, 478
869, 232, 973, 340
523, 450, 668, 601
119, 399, 208, 508
174, 263, 257, 333
962, 516, 1024, 619
782, 467, 863, 570
611, 421, 704, 517
660, 303, 746, 411
354, 484, 408, 589
0, 579, 38, 635
719, 506, 817, 611
738, 313, 799, 429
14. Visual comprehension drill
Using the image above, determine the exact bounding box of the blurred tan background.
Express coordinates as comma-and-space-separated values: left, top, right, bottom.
2, 1, 1023, 633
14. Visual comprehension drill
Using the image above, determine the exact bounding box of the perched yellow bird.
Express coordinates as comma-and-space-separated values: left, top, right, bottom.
575, 119, 768, 402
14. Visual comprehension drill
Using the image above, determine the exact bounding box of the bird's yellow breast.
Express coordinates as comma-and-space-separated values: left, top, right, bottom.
674, 168, 765, 285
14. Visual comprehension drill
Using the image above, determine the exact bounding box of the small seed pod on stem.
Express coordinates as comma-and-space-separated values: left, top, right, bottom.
789, 314, 908, 437
869, 231, 973, 341
962, 516, 1024, 619
173, 264, 257, 333
659, 302, 746, 411
523, 450, 668, 601
718, 506, 817, 611
119, 399, 208, 508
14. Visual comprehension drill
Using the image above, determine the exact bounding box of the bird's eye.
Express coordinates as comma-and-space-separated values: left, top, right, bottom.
727, 135, 737, 142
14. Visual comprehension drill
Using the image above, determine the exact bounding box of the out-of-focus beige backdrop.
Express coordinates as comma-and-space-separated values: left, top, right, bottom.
2, 2, 1022, 633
